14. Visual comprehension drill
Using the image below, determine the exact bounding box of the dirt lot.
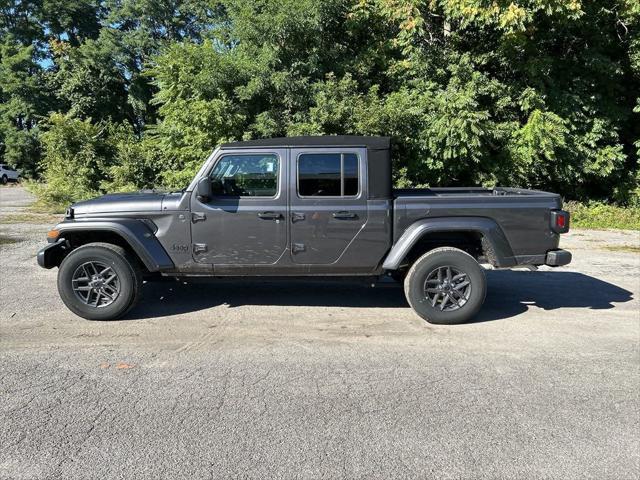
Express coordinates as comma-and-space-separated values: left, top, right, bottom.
1, 185, 639, 479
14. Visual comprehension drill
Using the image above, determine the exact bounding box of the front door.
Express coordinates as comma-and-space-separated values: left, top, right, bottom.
289, 147, 368, 264
190, 149, 287, 265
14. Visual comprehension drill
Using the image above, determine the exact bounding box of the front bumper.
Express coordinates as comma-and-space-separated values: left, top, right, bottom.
37, 239, 68, 269
545, 249, 572, 267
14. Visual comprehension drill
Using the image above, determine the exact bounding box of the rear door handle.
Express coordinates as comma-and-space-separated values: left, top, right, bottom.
332, 211, 357, 219
258, 211, 283, 220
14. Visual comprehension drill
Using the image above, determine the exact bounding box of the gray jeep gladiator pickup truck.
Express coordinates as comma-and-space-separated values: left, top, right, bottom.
37, 136, 571, 324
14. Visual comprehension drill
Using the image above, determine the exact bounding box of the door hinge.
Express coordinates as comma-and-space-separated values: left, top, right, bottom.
192, 212, 206, 223
292, 243, 305, 254
193, 243, 208, 254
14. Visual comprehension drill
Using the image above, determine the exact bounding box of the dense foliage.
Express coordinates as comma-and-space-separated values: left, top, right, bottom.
565, 201, 640, 230
1, 0, 638, 207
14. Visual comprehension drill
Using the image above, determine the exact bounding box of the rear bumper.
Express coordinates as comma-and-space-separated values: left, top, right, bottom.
37, 239, 67, 269
545, 249, 572, 267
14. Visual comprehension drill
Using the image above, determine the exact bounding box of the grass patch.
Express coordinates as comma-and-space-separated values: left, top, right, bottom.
601, 245, 640, 253
565, 202, 640, 230
22, 180, 69, 213
0, 212, 63, 224
0, 235, 19, 246
28, 199, 68, 214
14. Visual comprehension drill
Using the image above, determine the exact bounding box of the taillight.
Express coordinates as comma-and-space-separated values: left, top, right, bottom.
550, 210, 570, 234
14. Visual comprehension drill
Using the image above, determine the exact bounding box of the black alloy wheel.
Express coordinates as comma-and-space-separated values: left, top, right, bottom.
404, 247, 486, 325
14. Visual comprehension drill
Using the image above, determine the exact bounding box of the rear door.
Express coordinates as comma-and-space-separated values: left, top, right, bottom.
289, 147, 367, 264
190, 148, 288, 265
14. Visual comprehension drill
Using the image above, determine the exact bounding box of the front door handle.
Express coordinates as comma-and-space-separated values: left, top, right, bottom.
258, 211, 283, 220
332, 211, 357, 219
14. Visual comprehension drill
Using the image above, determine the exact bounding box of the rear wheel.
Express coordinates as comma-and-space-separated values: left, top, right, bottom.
1, 175, 7, 185
57, 243, 142, 320
404, 247, 486, 325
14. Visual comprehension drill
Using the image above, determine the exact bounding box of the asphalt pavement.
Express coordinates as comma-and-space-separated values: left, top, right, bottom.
1, 185, 638, 479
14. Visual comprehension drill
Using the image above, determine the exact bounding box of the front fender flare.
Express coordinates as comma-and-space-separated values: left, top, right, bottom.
382, 217, 516, 270
54, 219, 174, 272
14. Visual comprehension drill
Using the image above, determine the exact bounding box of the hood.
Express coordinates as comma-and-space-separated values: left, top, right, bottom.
71, 191, 166, 215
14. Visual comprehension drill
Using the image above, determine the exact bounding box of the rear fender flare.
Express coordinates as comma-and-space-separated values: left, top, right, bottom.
55, 219, 174, 272
382, 217, 515, 270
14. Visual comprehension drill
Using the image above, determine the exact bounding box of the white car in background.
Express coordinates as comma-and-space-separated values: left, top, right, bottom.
0, 164, 20, 184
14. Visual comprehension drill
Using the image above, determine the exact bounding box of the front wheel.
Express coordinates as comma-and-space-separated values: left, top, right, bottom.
57, 243, 142, 320
404, 247, 486, 325
1, 175, 7, 185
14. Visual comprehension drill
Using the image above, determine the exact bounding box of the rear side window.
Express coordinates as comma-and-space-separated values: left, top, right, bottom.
298, 153, 359, 197
209, 154, 279, 197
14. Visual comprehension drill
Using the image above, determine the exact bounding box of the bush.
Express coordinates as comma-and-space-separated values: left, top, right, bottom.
34, 114, 160, 210
565, 201, 640, 230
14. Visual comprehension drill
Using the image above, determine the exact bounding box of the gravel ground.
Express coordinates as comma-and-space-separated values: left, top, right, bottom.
1, 186, 639, 479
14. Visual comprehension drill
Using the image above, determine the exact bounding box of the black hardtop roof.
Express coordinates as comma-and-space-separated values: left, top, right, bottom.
220, 135, 390, 150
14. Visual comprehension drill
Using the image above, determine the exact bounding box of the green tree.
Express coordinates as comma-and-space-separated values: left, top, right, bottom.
48, 35, 132, 124
0, 35, 50, 176
0, 0, 637, 206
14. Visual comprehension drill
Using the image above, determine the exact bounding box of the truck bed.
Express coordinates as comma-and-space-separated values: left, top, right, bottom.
392, 187, 563, 263
393, 187, 560, 198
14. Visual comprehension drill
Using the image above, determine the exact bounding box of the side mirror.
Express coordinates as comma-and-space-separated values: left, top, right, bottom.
211, 178, 224, 195
196, 177, 212, 203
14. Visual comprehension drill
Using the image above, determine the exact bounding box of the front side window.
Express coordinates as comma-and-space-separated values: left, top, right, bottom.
298, 153, 359, 197
209, 154, 279, 197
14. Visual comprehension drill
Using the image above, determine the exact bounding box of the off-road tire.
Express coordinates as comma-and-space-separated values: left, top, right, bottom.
57, 242, 143, 320
404, 247, 486, 325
